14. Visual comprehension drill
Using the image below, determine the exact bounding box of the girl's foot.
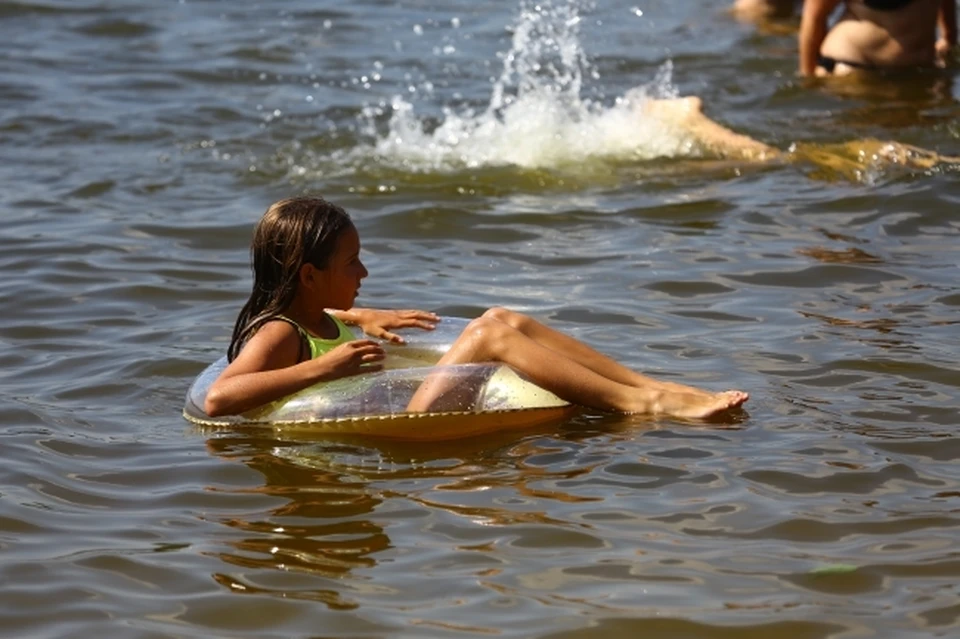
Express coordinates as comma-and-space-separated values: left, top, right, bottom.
636, 387, 749, 419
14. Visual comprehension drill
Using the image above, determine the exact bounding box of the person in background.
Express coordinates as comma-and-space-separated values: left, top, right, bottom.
732, 0, 800, 23
800, 0, 956, 75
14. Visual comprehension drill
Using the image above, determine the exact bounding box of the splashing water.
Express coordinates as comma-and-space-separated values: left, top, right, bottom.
350, 0, 696, 173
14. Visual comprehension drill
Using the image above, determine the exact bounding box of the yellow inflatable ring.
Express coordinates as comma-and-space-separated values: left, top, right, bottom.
183, 317, 573, 440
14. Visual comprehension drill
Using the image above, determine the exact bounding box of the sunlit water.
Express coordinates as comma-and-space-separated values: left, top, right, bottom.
1, 0, 959, 637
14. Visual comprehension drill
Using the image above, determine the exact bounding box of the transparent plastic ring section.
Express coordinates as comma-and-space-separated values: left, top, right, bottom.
183, 317, 572, 440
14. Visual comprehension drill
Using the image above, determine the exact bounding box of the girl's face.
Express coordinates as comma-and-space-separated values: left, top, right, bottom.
309, 224, 368, 310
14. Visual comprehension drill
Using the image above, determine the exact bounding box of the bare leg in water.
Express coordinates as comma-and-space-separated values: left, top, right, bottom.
639, 96, 781, 161
407, 307, 748, 419
640, 95, 960, 169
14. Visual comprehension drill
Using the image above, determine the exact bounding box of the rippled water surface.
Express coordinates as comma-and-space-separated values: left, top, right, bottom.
2, 0, 959, 637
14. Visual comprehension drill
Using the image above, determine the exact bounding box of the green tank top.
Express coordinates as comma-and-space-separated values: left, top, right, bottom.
277, 313, 356, 360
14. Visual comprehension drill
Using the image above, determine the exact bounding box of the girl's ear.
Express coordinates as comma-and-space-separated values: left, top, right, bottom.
298, 263, 316, 289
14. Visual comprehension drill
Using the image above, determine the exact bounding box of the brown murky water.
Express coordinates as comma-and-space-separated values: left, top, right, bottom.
1, 0, 958, 637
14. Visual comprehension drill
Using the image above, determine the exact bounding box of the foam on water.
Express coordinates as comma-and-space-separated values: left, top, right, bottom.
349, 0, 696, 173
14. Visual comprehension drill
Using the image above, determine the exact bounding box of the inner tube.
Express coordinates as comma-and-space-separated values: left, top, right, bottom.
183, 317, 573, 440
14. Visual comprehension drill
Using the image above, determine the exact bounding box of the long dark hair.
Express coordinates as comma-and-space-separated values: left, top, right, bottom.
227, 197, 353, 362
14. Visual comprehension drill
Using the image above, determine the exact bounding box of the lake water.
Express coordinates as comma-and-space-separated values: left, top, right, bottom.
2, 0, 959, 637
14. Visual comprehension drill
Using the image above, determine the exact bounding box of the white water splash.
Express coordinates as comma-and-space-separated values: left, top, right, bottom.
352, 0, 695, 172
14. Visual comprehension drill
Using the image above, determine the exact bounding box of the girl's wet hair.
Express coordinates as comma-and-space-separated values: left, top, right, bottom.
227, 197, 353, 361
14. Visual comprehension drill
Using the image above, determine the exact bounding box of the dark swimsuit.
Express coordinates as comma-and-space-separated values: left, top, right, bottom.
817, 0, 917, 72
862, 0, 915, 9
816, 55, 875, 73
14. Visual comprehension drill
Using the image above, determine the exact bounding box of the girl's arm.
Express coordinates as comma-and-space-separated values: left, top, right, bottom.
799, 0, 841, 76
329, 307, 439, 343
204, 321, 385, 416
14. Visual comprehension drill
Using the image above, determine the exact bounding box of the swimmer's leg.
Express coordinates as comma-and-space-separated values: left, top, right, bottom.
860, 140, 960, 169
639, 96, 781, 161
640, 96, 959, 174
793, 139, 960, 174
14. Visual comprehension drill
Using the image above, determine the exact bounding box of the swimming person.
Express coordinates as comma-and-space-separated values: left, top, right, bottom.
799, 0, 956, 76
639, 94, 960, 170
203, 197, 749, 420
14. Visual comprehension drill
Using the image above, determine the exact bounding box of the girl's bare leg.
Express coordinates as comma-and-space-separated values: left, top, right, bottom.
407, 310, 748, 418
481, 307, 675, 389
483, 307, 752, 402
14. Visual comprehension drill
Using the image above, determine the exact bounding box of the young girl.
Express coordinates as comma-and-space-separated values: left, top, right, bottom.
204, 197, 749, 419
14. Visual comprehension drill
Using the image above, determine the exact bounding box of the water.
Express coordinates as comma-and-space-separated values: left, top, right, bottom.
1, 0, 959, 637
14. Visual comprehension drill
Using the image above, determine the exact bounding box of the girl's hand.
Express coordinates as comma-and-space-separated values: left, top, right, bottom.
320, 339, 387, 378
346, 308, 439, 344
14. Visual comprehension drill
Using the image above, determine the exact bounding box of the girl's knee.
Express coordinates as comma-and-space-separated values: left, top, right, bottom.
465, 316, 502, 339
462, 316, 512, 358
481, 307, 509, 322
482, 306, 527, 329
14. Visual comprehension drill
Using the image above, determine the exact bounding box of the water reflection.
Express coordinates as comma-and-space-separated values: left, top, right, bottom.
819, 72, 958, 127
204, 434, 392, 610
198, 418, 669, 610
187, 406, 960, 635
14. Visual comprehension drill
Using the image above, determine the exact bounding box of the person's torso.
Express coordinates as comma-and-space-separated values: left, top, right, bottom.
821, 0, 941, 67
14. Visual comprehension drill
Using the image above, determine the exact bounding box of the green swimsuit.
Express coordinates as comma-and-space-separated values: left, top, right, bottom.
275, 313, 356, 361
